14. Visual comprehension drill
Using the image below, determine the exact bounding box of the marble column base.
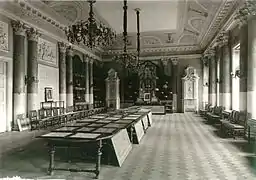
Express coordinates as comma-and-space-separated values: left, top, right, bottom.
90, 93, 94, 105
13, 93, 26, 130
210, 93, 216, 106
27, 93, 38, 112
85, 93, 90, 103
66, 93, 73, 107
239, 92, 247, 112
172, 94, 177, 112
59, 93, 66, 108
223, 92, 231, 110
247, 90, 256, 119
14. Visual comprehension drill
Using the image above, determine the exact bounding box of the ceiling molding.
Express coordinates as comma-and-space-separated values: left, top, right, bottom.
200, 0, 238, 49
0, 8, 101, 61
204, 0, 242, 54
103, 53, 202, 62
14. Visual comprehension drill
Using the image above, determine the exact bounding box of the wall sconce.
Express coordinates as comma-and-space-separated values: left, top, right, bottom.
231, 70, 241, 78
216, 78, 221, 84
203, 82, 209, 87
25, 76, 39, 85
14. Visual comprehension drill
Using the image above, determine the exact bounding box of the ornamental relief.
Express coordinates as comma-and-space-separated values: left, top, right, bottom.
0, 21, 8, 51
37, 38, 57, 66
142, 36, 162, 46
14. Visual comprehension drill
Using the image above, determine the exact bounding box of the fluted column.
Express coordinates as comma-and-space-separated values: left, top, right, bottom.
239, 24, 248, 114
58, 42, 67, 107
84, 55, 90, 104
89, 59, 94, 109
208, 49, 217, 106
247, 19, 256, 119
11, 21, 26, 130
202, 56, 209, 108
26, 28, 39, 112
171, 58, 178, 112
66, 47, 73, 107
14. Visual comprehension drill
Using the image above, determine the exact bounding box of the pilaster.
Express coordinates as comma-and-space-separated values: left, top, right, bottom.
66, 46, 73, 108
58, 42, 67, 107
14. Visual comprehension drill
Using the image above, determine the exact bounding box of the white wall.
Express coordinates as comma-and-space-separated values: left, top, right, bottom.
38, 64, 59, 109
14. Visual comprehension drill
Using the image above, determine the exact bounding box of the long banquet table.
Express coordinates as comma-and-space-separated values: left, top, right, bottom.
38, 107, 153, 179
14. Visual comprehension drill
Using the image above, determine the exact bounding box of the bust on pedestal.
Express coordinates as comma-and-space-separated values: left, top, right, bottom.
105, 69, 120, 110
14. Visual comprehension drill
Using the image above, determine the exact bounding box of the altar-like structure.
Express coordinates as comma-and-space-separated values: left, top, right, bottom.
137, 61, 158, 103
182, 66, 199, 112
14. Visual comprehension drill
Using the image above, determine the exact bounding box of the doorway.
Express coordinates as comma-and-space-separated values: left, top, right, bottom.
0, 61, 7, 133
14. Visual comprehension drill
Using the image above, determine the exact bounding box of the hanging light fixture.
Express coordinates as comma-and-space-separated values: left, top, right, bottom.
113, 0, 141, 72
65, 0, 116, 49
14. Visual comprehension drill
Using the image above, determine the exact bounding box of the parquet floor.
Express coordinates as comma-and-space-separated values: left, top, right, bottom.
0, 113, 256, 180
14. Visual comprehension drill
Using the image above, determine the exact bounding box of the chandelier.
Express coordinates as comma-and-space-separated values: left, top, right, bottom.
113, 0, 141, 73
65, 0, 116, 49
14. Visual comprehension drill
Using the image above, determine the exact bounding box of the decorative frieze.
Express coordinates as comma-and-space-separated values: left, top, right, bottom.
11, 20, 26, 36
235, 0, 256, 28
26, 27, 40, 42
37, 37, 57, 66
0, 21, 8, 51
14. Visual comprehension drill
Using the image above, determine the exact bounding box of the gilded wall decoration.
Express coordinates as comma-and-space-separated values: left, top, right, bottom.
37, 38, 57, 66
0, 21, 8, 51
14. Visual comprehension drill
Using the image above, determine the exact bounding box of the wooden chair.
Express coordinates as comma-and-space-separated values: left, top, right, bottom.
17, 113, 31, 131
29, 110, 40, 130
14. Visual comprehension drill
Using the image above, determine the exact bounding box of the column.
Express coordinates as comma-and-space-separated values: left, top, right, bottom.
247, 20, 256, 119
58, 42, 67, 107
221, 32, 231, 110
202, 56, 209, 108
26, 28, 39, 112
239, 24, 248, 114
216, 46, 221, 106
11, 21, 26, 130
84, 55, 90, 104
171, 58, 178, 112
208, 49, 217, 106
66, 46, 73, 107
89, 59, 94, 109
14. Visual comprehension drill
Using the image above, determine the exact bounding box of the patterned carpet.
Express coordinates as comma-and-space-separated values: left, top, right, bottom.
0, 113, 256, 180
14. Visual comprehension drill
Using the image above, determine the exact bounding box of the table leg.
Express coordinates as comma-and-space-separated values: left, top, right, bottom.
130, 126, 134, 144
95, 140, 102, 179
48, 145, 55, 175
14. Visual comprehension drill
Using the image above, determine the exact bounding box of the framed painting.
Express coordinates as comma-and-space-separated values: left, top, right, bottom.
45, 87, 53, 102
144, 93, 150, 102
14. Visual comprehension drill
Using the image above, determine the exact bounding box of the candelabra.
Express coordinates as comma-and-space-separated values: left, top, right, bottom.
65, 0, 116, 49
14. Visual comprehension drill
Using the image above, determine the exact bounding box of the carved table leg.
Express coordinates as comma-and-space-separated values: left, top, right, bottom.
48, 145, 55, 175
95, 140, 102, 179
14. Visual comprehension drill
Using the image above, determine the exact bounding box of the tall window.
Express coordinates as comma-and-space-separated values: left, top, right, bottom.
232, 44, 240, 110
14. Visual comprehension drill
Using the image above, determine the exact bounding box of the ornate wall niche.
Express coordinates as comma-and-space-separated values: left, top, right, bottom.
0, 21, 8, 52
37, 37, 57, 67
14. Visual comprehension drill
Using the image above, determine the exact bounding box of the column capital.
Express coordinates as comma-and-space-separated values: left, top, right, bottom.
66, 46, 73, 56
161, 58, 170, 66
83, 54, 90, 63
58, 42, 67, 53
205, 48, 215, 58
26, 27, 40, 42
11, 20, 26, 36
171, 57, 178, 65
216, 31, 229, 47
89, 58, 94, 64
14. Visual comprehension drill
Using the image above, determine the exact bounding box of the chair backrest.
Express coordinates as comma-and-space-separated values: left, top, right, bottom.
231, 111, 239, 123
45, 109, 52, 117
52, 108, 58, 116
38, 109, 45, 119
236, 112, 246, 126
59, 107, 65, 115
29, 110, 38, 121
17, 113, 31, 131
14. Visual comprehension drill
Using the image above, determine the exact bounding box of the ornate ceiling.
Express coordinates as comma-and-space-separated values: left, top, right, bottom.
0, 0, 240, 59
